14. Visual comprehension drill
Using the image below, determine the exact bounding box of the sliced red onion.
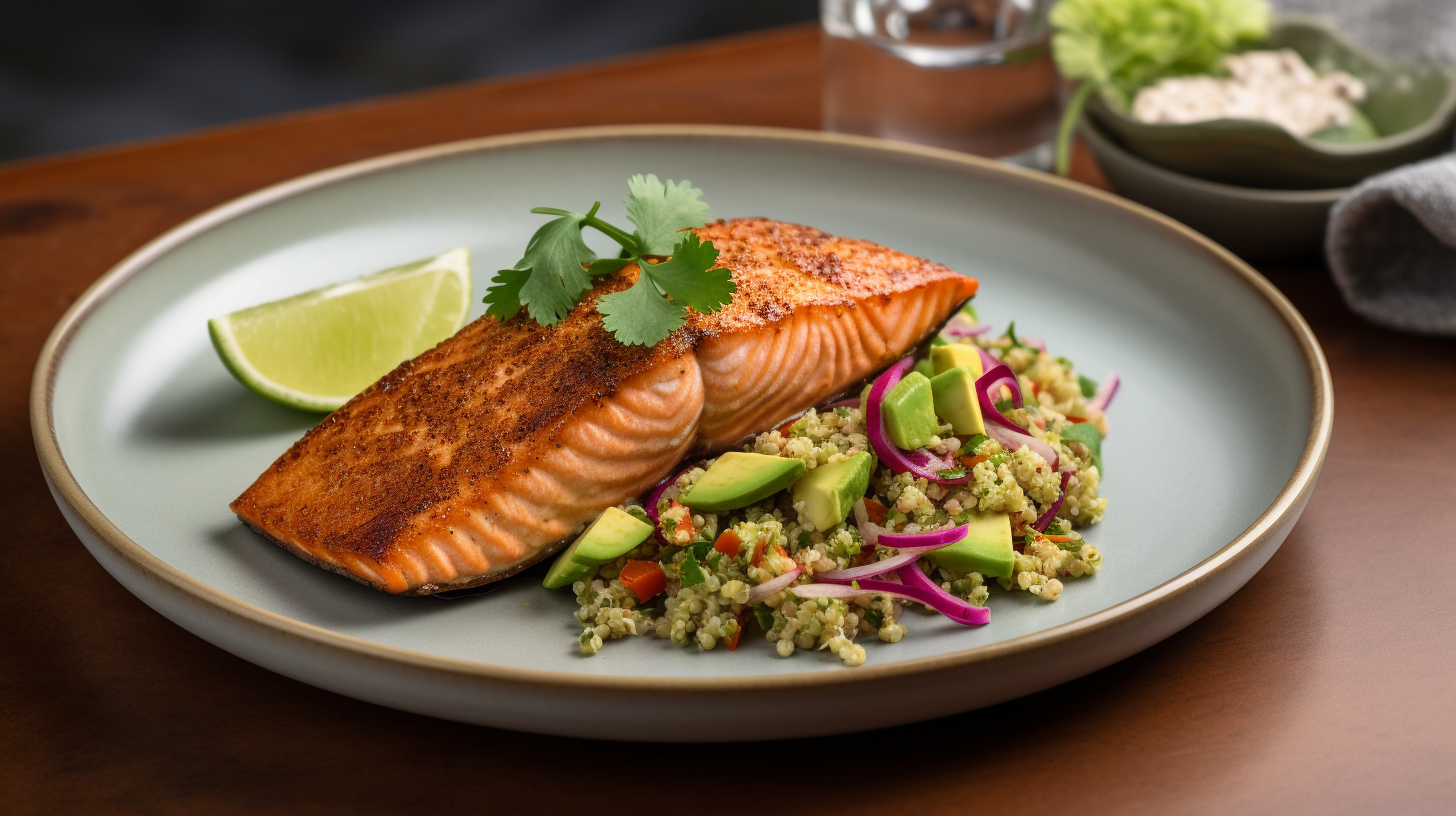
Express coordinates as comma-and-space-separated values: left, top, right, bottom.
985, 422, 1060, 472
865, 358, 971, 485
816, 551, 921, 582
976, 363, 1058, 470
1020, 335, 1048, 353
1087, 373, 1121, 414
976, 363, 1024, 417
791, 583, 874, 599
873, 524, 968, 550
977, 347, 1000, 374
852, 499, 885, 546
1033, 470, 1073, 532
792, 573, 989, 626
909, 448, 954, 472
747, 565, 802, 603
940, 314, 992, 340
894, 563, 991, 625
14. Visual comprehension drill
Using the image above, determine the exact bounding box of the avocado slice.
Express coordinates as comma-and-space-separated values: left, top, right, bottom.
931, 344, 984, 377
571, 507, 654, 566
791, 452, 873, 531
882, 372, 940, 450
926, 510, 1014, 579
1059, 422, 1103, 473
543, 506, 655, 588
912, 357, 936, 380
929, 365, 986, 437
679, 452, 807, 512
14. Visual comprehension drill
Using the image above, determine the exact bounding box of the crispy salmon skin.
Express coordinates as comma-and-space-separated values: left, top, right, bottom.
231, 218, 978, 594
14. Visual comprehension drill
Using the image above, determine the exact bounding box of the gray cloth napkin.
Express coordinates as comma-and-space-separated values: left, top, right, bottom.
1327, 155, 1456, 337
1273, 0, 1456, 337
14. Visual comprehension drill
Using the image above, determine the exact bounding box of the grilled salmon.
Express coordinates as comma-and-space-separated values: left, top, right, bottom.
231, 218, 978, 594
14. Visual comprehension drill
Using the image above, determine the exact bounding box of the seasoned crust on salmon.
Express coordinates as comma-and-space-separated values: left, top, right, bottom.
231, 218, 978, 595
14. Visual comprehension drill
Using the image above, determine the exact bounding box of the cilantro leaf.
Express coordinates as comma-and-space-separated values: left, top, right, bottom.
679, 547, 707, 588
1059, 421, 1104, 473
597, 273, 688, 347
484, 212, 599, 325
637, 233, 735, 313
481, 265, 531, 322
1004, 320, 1023, 350
597, 233, 734, 346
753, 605, 775, 632
625, 174, 711, 256
485, 176, 736, 348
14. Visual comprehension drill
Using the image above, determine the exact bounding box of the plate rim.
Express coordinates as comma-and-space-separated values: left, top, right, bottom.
30, 123, 1333, 693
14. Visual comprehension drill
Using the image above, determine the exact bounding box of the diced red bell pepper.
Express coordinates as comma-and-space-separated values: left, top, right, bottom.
714, 529, 743, 557
750, 538, 768, 567
619, 560, 666, 602
725, 608, 751, 651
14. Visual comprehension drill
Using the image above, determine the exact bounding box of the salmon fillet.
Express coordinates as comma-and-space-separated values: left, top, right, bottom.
231, 218, 978, 595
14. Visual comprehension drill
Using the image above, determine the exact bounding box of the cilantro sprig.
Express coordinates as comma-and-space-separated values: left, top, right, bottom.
483, 174, 736, 347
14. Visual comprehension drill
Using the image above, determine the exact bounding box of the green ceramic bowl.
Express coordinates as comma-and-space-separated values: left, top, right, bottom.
1086, 14, 1456, 190
1080, 117, 1347, 261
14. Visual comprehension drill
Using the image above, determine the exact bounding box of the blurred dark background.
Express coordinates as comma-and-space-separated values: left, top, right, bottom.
0, 0, 819, 163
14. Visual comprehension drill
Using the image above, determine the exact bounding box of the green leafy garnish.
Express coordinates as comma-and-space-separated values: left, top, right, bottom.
625, 175, 713, 256
598, 232, 736, 346
864, 608, 884, 628
961, 433, 992, 456
753, 606, 775, 631
1049, 0, 1271, 174
483, 174, 736, 347
1078, 374, 1099, 398
1060, 421, 1104, 473
1004, 320, 1024, 351
680, 548, 707, 588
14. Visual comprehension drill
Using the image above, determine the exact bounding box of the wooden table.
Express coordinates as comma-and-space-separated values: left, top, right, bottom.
3, 24, 1451, 814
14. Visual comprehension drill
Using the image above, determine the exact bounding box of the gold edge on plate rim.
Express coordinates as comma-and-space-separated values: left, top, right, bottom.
29, 124, 1334, 695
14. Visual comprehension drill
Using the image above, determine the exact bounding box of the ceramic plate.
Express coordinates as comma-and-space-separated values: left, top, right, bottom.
32, 126, 1331, 741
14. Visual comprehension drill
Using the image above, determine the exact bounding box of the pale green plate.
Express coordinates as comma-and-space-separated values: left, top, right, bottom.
32, 126, 1330, 741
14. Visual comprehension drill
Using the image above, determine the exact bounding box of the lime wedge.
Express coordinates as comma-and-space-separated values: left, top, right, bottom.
208, 248, 471, 412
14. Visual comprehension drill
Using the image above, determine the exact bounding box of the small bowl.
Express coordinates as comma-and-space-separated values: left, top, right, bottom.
1080, 118, 1346, 261
1086, 14, 1456, 190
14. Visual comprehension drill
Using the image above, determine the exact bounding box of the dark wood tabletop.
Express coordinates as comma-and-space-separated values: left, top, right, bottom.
3, 23, 1452, 815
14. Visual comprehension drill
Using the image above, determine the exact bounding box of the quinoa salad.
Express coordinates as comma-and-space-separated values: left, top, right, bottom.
543, 307, 1119, 667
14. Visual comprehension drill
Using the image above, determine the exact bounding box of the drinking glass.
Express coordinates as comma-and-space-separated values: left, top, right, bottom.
822, 0, 1061, 168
